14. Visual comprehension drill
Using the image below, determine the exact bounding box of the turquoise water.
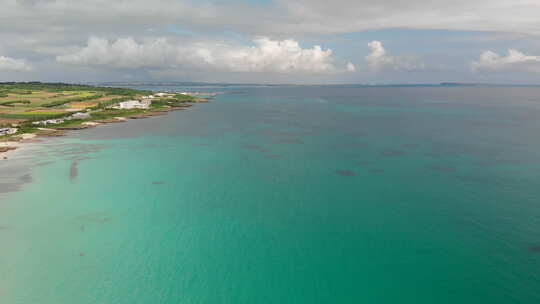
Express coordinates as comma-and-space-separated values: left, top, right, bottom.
1, 86, 540, 303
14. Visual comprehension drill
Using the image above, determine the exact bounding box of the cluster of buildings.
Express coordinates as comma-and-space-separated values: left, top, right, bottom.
110, 93, 167, 110
70, 112, 91, 120
109, 93, 176, 110
114, 99, 152, 110
4, 92, 183, 136
0, 127, 18, 136
32, 119, 65, 126
32, 112, 92, 126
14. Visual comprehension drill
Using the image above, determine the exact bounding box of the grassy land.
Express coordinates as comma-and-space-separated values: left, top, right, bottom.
0, 82, 201, 140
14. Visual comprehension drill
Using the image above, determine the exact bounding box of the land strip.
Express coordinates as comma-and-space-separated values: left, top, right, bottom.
0, 82, 210, 157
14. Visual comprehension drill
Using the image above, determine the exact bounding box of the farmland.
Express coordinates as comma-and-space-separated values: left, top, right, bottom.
0, 82, 202, 141
0, 83, 149, 125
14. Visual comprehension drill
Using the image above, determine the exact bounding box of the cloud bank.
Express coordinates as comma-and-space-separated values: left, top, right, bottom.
365, 41, 424, 72
280, 0, 540, 35
2, 0, 540, 38
57, 37, 354, 74
0, 55, 32, 71
472, 49, 540, 73
1, 0, 539, 82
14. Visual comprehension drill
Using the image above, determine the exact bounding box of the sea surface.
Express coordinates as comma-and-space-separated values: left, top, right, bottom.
1, 85, 540, 303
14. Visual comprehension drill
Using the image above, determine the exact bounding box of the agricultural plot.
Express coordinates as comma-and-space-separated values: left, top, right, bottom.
0, 83, 202, 141
0, 83, 149, 124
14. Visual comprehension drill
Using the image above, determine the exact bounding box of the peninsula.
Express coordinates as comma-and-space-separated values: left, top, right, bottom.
0, 82, 209, 156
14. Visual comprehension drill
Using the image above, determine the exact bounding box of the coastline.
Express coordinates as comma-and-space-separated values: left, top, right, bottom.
0, 97, 209, 159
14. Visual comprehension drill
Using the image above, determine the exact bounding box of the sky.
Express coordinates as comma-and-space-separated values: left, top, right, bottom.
1, 0, 540, 84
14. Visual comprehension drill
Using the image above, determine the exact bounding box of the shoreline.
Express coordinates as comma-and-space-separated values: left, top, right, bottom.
0, 100, 207, 160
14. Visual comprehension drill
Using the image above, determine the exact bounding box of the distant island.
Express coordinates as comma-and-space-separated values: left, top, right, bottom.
0, 82, 209, 156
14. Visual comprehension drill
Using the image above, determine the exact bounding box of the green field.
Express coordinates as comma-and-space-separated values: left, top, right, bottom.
0, 82, 198, 138
0, 83, 150, 122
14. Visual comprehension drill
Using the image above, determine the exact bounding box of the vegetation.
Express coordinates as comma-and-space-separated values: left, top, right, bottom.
95, 97, 133, 109
0, 100, 31, 106
16, 124, 39, 134
6, 89, 33, 95
41, 94, 103, 108
0, 83, 148, 128
0, 82, 150, 96
174, 94, 197, 102
90, 109, 144, 120
0, 82, 204, 140
0, 112, 69, 120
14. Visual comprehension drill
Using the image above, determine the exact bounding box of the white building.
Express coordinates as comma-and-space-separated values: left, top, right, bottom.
70, 112, 91, 120
0, 128, 18, 136
32, 119, 64, 126
116, 99, 151, 109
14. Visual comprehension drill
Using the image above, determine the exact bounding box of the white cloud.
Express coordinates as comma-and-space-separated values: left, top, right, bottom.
2, 0, 540, 38
57, 37, 354, 74
0, 55, 32, 71
2, 0, 540, 82
365, 41, 424, 72
56, 37, 176, 69
472, 49, 540, 72
279, 0, 540, 35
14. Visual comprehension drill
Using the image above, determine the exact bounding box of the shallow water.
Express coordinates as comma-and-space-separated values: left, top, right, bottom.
1, 86, 540, 303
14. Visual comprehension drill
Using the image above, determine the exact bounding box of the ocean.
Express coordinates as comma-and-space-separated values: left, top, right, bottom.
1, 85, 540, 303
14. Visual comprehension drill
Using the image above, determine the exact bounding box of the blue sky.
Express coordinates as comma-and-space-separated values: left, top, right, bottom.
1, 0, 539, 84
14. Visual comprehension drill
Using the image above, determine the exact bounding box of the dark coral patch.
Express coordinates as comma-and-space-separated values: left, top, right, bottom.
401, 143, 419, 148
77, 212, 111, 223
19, 173, 33, 183
0, 183, 20, 194
276, 139, 305, 144
369, 169, 385, 174
476, 160, 500, 167
352, 142, 369, 148
152, 181, 165, 185
242, 144, 263, 150
58, 144, 106, 157
66, 156, 95, 161
242, 144, 270, 153
426, 164, 456, 173
257, 129, 299, 137
336, 169, 356, 177
379, 149, 406, 157
70, 161, 78, 181
529, 245, 540, 253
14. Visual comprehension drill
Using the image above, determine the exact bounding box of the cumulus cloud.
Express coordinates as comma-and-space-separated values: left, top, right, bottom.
2, 0, 540, 38
1, 0, 539, 81
279, 0, 540, 35
365, 41, 424, 72
57, 37, 354, 74
0, 55, 32, 71
472, 49, 540, 72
